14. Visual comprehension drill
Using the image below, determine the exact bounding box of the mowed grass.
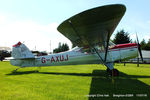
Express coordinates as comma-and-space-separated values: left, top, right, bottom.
0, 61, 150, 100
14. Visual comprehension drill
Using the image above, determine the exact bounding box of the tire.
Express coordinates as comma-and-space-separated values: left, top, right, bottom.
111, 69, 119, 76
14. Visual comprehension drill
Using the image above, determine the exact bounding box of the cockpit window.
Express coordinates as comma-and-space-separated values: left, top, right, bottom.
109, 41, 115, 46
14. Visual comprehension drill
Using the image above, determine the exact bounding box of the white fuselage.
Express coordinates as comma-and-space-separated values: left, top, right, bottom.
10, 43, 138, 67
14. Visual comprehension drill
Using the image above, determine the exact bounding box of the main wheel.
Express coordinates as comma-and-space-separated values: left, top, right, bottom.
111, 69, 119, 76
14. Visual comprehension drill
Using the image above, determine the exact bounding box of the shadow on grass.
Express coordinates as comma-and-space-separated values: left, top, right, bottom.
6, 70, 150, 79
6, 70, 102, 77
88, 70, 150, 100
6, 70, 150, 99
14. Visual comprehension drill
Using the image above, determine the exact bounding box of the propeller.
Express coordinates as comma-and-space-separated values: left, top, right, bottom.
136, 33, 143, 63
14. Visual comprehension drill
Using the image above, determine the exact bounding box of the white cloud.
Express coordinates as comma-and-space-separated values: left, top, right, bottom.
0, 15, 5, 23
143, 35, 150, 42
129, 33, 150, 42
130, 33, 136, 41
0, 15, 72, 52
147, 20, 150, 24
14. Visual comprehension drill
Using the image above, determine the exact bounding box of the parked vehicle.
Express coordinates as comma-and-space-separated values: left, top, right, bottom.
0, 50, 11, 61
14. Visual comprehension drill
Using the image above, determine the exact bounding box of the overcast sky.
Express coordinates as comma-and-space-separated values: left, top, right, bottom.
0, 0, 150, 52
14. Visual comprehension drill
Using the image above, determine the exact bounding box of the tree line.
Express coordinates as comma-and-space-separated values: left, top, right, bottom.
53, 43, 69, 53
140, 39, 150, 50
53, 29, 150, 53
113, 29, 150, 50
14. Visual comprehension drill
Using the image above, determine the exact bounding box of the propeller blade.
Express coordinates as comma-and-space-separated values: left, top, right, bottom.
138, 45, 143, 62
136, 33, 143, 62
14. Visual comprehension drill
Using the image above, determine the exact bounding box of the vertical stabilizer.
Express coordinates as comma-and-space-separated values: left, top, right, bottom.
12, 42, 34, 59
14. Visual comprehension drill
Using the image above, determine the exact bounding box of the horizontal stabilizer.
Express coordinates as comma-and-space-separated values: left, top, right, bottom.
6, 57, 38, 60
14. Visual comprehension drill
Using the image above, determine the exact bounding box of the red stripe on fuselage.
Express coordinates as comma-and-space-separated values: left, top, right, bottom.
110, 46, 137, 51
110, 43, 137, 50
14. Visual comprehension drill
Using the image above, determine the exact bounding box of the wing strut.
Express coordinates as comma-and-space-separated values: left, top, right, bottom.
104, 31, 111, 62
93, 47, 114, 70
93, 47, 104, 65
68, 20, 83, 45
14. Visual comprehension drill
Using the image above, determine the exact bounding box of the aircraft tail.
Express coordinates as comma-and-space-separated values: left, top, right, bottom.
12, 42, 35, 59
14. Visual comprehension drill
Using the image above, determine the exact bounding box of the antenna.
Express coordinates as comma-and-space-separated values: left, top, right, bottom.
35, 46, 36, 51
50, 40, 51, 53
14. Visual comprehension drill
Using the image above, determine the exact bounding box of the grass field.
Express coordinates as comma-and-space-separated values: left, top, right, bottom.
0, 61, 150, 100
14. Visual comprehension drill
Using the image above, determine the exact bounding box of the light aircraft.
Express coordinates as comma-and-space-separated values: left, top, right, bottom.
10, 4, 143, 76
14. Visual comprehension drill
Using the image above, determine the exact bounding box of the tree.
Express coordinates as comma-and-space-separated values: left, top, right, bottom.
53, 42, 69, 53
144, 39, 150, 50
113, 29, 131, 44
140, 39, 146, 50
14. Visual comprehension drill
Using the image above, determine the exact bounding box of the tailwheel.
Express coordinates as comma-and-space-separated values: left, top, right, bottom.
12, 68, 20, 73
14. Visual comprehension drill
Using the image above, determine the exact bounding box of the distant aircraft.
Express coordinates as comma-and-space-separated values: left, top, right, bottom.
10, 4, 143, 76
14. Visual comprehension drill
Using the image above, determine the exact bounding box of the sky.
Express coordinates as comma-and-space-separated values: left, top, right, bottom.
0, 0, 150, 52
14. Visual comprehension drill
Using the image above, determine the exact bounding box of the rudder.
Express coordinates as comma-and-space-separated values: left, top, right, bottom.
12, 42, 34, 59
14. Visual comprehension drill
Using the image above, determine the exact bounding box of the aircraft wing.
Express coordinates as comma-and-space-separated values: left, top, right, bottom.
57, 4, 126, 48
